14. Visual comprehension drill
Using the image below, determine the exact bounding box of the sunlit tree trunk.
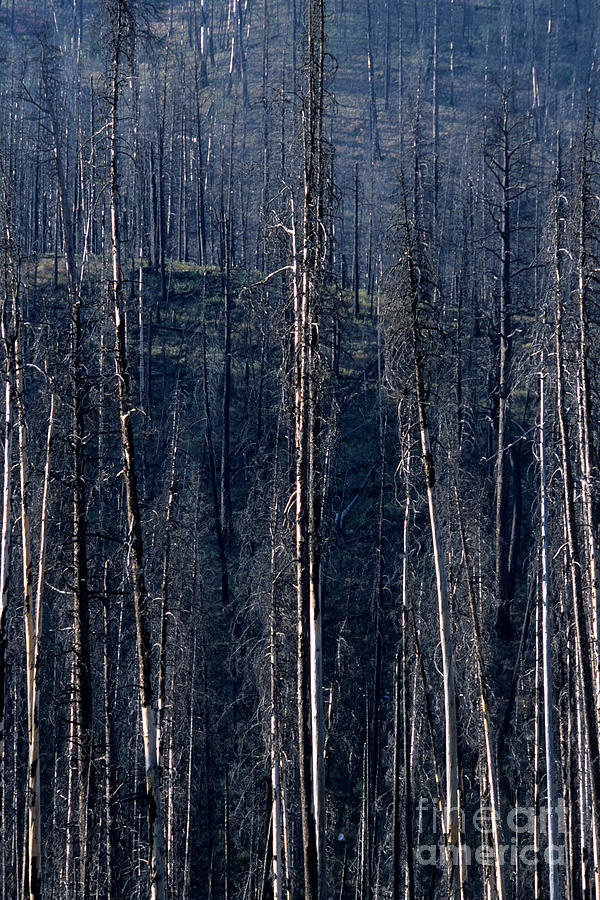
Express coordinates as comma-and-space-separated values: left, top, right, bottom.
554, 161, 600, 900
398, 182, 463, 899
574, 124, 600, 714
2, 165, 47, 900
456, 487, 505, 900
106, 3, 167, 897
27, 397, 54, 900
393, 449, 414, 900
43, 63, 95, 894
539, 341, 560, 900
267, 418, 285, 900
295, 0, 328, 896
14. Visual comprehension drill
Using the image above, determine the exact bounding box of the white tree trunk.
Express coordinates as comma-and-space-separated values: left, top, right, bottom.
107, 4, 167, 897
269, 440, 285, 900
402, 202, 463, 897
456, 492, 505, 900
539, 358, 560, 900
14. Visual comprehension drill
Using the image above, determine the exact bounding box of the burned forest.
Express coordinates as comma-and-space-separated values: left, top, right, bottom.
0, 1, 599, 899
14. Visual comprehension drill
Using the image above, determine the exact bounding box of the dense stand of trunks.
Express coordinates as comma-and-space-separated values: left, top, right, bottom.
0, 2, 599, 899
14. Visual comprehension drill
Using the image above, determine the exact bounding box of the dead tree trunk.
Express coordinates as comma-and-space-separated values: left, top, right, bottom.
398, 182, 463, 899
574, 122, 600, 712
2, 160, 47, 900
157, 398, 180, 772
494, 90, 515, 641
455, 486, 505, 900
269, 422, 285, 900
393, 448, 415, 900
106, 3, 167, 898
16, 320, 38, 900
295, 0, 328, 897
43, 64, 95, 894
539, 335, 560, 900
554, 160, 600, 900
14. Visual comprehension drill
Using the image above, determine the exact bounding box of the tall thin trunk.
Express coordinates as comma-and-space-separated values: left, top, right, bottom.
384, 0, 391, 110
157, 74, 168, 307
365, 0, 381, 162
17, 365, 54, 900
269, 423, 285, 900
533, 598, 542, 900
182, 630, 196, 900
400, 185, 463, 898
455, 486, 505, 900
2, 167, 48, 900
194, 63, 207, 266
308, 312, 326, 900
370, 301, 386, 897
495, 92, 514, 641
554, 164, 600, 900
392, 650, 403, 900
539, 339, 560, 900
432, 0, 439, 235
71, 266, 94, 900
106, 4, 166, 898
574, 126, 600, 713
0, 152, 32, 900
138, 242, 147, 498
43, 69, 94, 890
220, 111, 235, 537
307, 7, 327, 896
27, 395, 54, 900
398, 0, 404, 159
296, 0, 328, 895
259, 0, 270, 273
101, 562, 117, 900
393, 453, 414, 900
157, 399, 180, 770
294, 191, 319, 900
